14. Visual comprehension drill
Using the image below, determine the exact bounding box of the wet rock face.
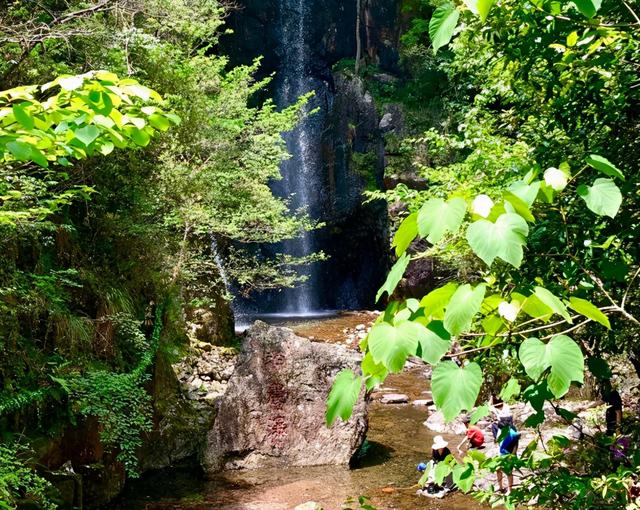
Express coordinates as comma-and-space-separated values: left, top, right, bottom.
202, 321, 368, 473
221, 0, 401, 78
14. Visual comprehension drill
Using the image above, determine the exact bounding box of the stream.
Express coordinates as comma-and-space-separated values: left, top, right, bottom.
108, 314, 485, 510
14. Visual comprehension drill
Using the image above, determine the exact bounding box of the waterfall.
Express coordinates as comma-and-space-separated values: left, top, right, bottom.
275, 0, 324, 314
211, 236, 231, 298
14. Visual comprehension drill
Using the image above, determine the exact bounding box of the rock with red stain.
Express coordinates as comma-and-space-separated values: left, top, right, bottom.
202, 321, 368, 472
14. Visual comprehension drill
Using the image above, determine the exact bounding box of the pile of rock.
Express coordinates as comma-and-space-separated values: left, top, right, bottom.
173, 346, 238, 404
342, 322, 373, 348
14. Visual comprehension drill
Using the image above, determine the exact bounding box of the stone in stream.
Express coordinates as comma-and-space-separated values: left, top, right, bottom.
412, 399, 433, 407
202, 321, 368, 472
380, 393, 410, 404
294, 503, 322, 510
423, 412, 466, 435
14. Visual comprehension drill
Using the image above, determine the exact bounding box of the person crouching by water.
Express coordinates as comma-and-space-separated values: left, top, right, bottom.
417, 436, 454, 499
457, 414, 485, 452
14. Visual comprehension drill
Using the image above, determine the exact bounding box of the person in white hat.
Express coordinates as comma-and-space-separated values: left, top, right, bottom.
431, 435, 451, 463
417, 435, 454, 498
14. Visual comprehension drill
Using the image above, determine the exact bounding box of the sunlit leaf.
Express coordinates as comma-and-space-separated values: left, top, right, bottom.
368, 321, 423, 373
466, 213, 529, 267
534, 287, 571, 322
326, 369, 362, 426
376, 253, 411, 302
392, 212, 418, 256
429, 3, 460, 54
568, 297, 610, 329
519, 335, 584, 397
432, 361, 483, 421
417, 197, 467, 244
577, 178, 622, 218
586, 155, 624, 181
444, 284, 486, 336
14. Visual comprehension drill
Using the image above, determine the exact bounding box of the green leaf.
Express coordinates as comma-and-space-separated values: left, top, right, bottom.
6, 140, 33, 161
499, 378, 521, 402
418, 321, 451, 365
464, 0, 495, 21
444, 284, 486, 336
517, 292, 552, 321
572, 0, 601, 18
509, 180, 541, 207
29, 146, 49, 168
453, 463, 475, 493
362, 352, 388, 390
376, 253, 411, 302
74, 125, 100, 146
148, 113, 172, 132
587, 357, 612, 380
392, 212, 418, 256
420, 282, 458, 319
519, 335, 584, 397
577, 178, 622, 218
326, 369, 362, 426
568, 297, 610, 329
12, 104, 34, 129
127, 126, 151, 146
469, 404, 490, 424
504, 191, 535, 222
586, 155, 624, 181
368, 321, 422, 373
466, 213, 529, 268
534, 287, 571, 322
99, 141, 115, 156
429, 3, 460, 54
432, 361, 483, 422
435, 461, 453, 485
417, 197, 466, 244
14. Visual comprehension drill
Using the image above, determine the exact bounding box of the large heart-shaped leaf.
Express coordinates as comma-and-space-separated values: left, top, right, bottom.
568, 297, 610, 329
368, 321, 422, 373
432, 361, 483, 421
466, 213, 529, 268
326, 369, 362, 426
392, 212, 418, 256
429, 3, 460, 54
586, 154, 624, 181
444, 284, 486, 336
417, 321, 451, 365
577, 178, 622, 218
376, 253, 411, 302
519, 335, 584, 397
417, 197, 467, 244
74, 125, 100, 146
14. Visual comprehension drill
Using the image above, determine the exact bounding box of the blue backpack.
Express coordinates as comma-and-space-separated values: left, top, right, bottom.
499, 427, 520, 454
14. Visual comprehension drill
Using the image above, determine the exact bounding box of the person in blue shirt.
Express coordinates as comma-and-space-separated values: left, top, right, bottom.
491, 404, 520, 494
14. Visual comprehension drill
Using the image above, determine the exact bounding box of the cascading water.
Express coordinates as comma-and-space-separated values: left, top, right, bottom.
224, 0, 390, 319
272, 0, 328, 314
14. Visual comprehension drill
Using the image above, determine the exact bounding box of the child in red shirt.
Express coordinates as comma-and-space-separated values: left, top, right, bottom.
457, 415, 485, 451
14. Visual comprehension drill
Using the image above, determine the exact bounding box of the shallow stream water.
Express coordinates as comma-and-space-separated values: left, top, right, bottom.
109, 314, 485, 510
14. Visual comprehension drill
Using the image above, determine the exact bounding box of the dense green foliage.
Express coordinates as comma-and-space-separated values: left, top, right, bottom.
330, 0, 640, 508
0, 0, 314, 501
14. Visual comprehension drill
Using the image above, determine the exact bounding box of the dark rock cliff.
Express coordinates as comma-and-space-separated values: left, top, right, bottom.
223, 0, 401, 312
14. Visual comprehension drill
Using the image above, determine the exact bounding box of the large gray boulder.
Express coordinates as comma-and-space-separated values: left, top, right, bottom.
202, 321, 368, 473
